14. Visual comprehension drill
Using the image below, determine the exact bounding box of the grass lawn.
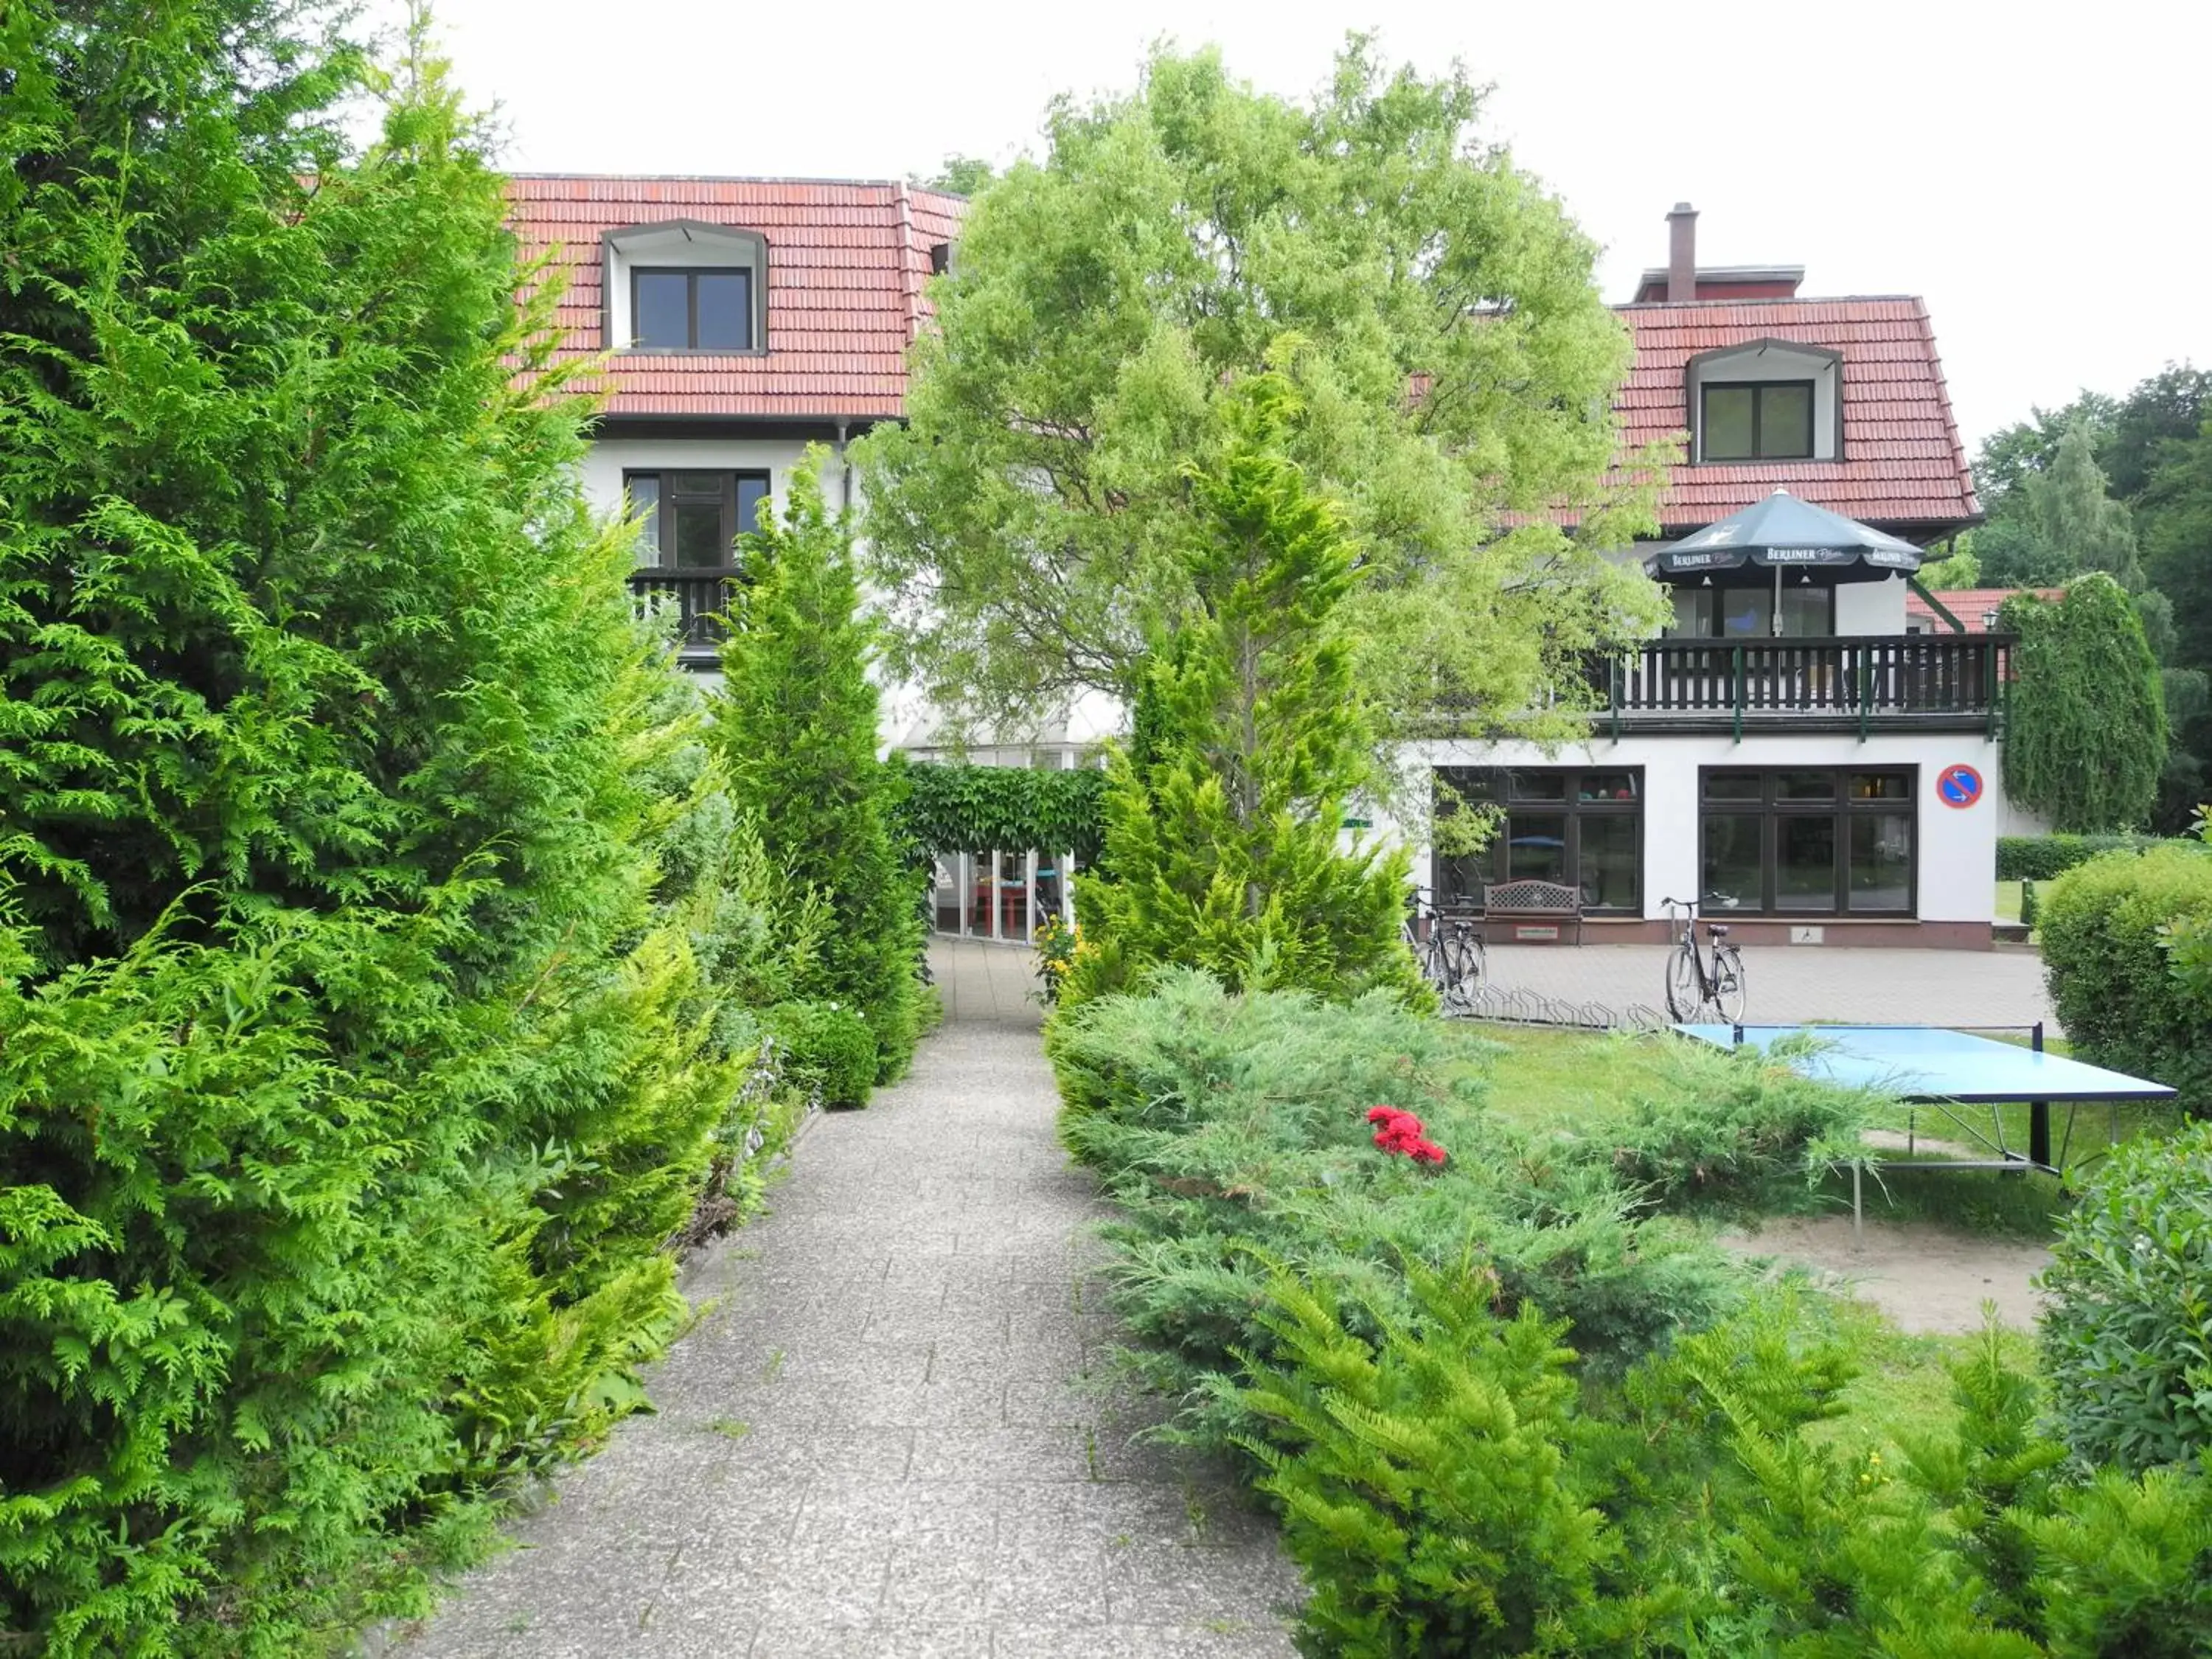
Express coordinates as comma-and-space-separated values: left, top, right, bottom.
1457, 1020, 2060, 1444
1461, 1018, 2168, 1230
1448, 1020, 1675, 1130
1996, 878, 2025, 925
1809, 1296, 2042, 1455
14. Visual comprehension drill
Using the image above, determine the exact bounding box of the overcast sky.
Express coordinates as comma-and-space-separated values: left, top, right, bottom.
402, 0, 2209, 450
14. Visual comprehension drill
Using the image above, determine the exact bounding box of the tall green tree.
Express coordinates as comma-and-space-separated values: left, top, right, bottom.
1972, 393, 2118, 515
1969, 517, 2076, 589
1971, 422, 2143, 595
2143, 419, 2212, 665
2103, 364, 2212, 499
857, 39, 1666, 748
2142, 420, 2212, 827
2030, 423, 2143, 588
1064, 372, 1425, 1008
1999, 576, 2168, 832
0, 7, 762, 1648
713, 456, 923, 1092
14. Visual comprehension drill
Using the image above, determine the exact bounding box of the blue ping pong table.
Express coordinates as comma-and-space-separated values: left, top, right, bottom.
1675, 1022, 2175, 1186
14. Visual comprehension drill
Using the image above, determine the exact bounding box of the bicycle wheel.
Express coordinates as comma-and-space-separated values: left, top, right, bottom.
1710, 945, 1747, 1024
1405, 932, 1436, 993
1436, 925, 1479, 1008
1663, 943, 1701, 1022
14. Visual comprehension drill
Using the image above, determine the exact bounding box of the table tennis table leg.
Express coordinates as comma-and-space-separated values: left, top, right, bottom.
2030, 1100, 2051, 1172
1851, 1162, 1863, 1251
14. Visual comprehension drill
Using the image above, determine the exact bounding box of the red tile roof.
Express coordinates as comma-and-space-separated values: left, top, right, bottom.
1906, 587, 2062, 633
508, 185, 1978, 540
1611, 297, 1981, 536
507, 175, 964, 420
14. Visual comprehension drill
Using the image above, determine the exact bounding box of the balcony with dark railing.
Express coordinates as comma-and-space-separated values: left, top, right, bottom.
1593, 633, 2013, 737
631, 566, 740, 664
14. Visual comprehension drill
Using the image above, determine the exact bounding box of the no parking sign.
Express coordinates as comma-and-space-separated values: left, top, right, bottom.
1937, 763, 1983, 809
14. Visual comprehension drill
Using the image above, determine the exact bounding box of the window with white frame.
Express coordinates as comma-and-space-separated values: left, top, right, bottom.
603, 220, 768, 354
1687, 340, 1842, 464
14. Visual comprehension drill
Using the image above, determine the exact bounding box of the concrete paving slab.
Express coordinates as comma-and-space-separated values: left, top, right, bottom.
1479, 940, 2055, 1030
386, 939, 1297, 1658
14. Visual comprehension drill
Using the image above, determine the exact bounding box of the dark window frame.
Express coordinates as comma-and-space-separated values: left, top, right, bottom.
1665, 581, 1836, 639
1697, 766, 1917, 917
628, 266, 757, 352
1433, 766, 1644, 914
624, 468, 771, 571
1700, 379, 1817, 462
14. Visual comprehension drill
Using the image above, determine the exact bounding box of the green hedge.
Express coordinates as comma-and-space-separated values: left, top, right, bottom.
1048, 973, 2212, 1654
2042, 1122, 2212, 1472
1044, 970, 1873, 1436
891, 759, 1107, 863
1996, 832, 2193, 883
2038, 846, 2212, 1112
764, 999, 880, 1109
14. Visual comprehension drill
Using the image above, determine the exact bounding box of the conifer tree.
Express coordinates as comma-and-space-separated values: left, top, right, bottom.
0, 8, 762, 1648
712, 456, 923, 1093
1065, 371, 1425, 1006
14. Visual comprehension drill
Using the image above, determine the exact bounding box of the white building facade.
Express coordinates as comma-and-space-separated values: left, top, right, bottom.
515, 183, 2023, 951
1391, 206, 2015, 948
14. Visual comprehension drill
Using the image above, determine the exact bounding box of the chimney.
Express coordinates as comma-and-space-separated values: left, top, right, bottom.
1666, 201, 1698, 302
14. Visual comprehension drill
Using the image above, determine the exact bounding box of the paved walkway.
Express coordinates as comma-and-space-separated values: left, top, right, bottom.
389, 940, 1299, 1658
1481, 942, 2055, 1030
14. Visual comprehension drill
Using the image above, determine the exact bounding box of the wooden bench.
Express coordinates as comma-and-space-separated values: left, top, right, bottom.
1481, 879, 1583, 945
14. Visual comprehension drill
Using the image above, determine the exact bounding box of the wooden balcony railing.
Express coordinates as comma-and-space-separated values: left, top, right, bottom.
1594, 634, 2014, 736
630, 566, 740, 660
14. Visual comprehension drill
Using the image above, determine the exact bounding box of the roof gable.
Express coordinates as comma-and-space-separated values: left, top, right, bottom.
507, 175, 964, 421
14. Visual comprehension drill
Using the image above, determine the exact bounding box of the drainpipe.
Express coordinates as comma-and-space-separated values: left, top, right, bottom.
835, 418, 852, 514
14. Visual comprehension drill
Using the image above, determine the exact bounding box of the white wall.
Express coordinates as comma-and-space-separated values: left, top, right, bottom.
1391, 729, 2012, 925
580, 436, 826, 528
1690, 344, 1840, 462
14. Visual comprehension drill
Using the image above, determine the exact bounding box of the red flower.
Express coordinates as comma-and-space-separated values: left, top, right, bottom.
1364, 1104, 1447, 1167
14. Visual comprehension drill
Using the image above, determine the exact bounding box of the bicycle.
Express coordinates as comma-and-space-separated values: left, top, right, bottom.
1660, 895, 1746, 1023
1403, 887, 1487, 1010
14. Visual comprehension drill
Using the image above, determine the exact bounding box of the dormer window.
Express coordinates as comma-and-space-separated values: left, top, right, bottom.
634, 269, 754, 351
1686, 339, 1842, 464
602, 220, 768, 355
1701, 382, 1814, 461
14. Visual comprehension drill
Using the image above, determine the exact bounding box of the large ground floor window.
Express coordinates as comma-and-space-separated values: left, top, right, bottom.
1700, 767, 1915, 915
1433, 767, 1643, 912
931, 848, 1075, 943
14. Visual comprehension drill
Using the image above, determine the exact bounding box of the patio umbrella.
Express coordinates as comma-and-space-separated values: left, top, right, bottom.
1643, 489, 1924, 584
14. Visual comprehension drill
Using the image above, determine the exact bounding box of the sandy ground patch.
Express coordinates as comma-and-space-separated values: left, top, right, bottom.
1718, 1216, 2053, 1335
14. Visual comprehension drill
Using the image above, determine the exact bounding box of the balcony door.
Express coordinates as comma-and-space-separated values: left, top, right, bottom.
1667, 582, 1834, 639
626, 468, 771, 654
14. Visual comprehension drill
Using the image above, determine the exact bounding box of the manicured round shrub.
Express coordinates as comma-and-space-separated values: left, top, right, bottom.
2038, 846, 2212, 1111
2039, 1121, 2212, 1472
765, 1000, 879, 1108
